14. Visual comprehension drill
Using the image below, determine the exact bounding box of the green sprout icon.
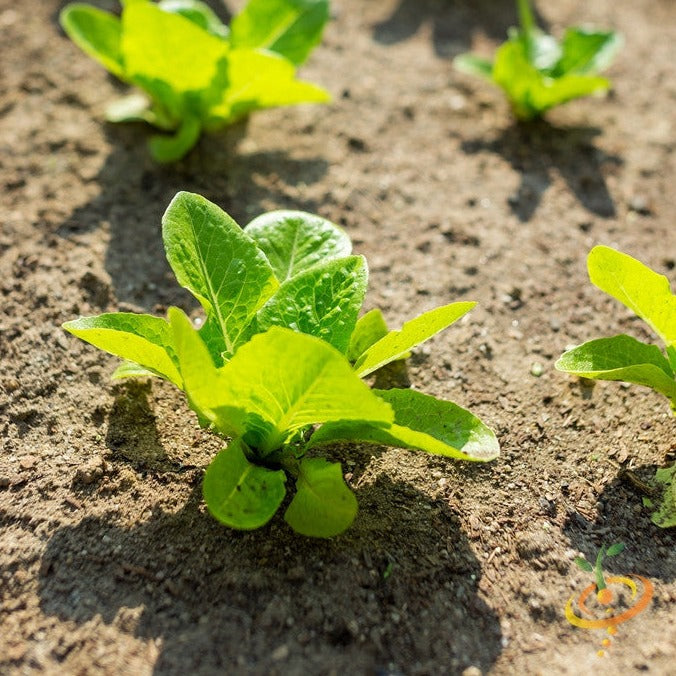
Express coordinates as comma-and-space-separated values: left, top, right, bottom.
575, 543, 625, 604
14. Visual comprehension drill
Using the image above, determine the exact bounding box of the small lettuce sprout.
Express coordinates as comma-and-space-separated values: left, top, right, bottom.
556, 246, 676, 413
60, 0, 330, 161
64, 192, 499, 536
454, 0, 622, 119
574, 542, 625, 603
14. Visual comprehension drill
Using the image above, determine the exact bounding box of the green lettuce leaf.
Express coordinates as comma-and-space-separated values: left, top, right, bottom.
60, 4, 125, 79
63, 313, 182, 387
162, 191, 278, 362
203, 439, 287, 529
256, 256, 367, 353
649, 464, 676, 529
158, 0, 229, 39
556, 335, 676, 407
169, 315, 394, 454
60, 0, 329, 161
284, 458, 357, 537
121, 0, 229, 122
453, 0, 620, 120
219, 327, 394, 453
230, 0, 329, 65
556, 28, 622, 75
347, 309, 389, 363
493, 40, 610, 120
244, 210, 351, 282
310, 388, 499, 461
354, 302, 476, 377
206, 48, 330, 127
588, 246, 676, 351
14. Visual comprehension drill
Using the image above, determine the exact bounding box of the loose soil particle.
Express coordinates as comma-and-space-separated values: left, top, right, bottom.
1, 1, 674, 674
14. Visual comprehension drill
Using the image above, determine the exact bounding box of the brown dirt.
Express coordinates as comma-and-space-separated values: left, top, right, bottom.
1, 0, 675, 674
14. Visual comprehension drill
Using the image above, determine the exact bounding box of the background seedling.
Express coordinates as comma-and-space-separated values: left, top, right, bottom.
60, 0, 330, 161
454, 0, 622, 119
556, 246, 676, 412
64, 192, 499, 536
557, 246, 675, 528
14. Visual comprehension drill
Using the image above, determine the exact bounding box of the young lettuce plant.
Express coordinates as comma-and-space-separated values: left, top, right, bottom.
556, 246, 675, 529
556, 246, 676, 412
60, 0, 330, 162
454, 0, 622, 120
64, 192, 499, 537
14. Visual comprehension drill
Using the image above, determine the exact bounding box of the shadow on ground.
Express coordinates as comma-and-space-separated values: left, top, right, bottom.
56, 121, 328, 313
563, 465, 676, 582
461, 120, 622, 220
38, 479, 502, 673
36, 383, 502, 674
372, 0, 547, 58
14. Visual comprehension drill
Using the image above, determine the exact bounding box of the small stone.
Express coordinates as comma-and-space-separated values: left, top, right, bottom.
74, 458, 105, 485
628, 195, 652, 216
286, 565, 305, 582
530, 362, 544, 377
19, 455, 37, 470
271, 644, 289, 661
3, 377, 19, 392
462, 667, 482, 676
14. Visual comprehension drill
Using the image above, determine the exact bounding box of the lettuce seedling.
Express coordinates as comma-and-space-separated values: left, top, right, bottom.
556, 246, 676, 413
60, 0, 330, 161
454, 0, 622, 119
556, 247, 675, 529
64, 191, 499, 537
644, 465, 676, 529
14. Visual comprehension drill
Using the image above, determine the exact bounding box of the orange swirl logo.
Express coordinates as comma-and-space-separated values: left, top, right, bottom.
565, 544, 654, 657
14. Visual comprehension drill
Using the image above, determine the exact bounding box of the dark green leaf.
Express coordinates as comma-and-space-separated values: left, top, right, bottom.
230, 0, 329, 65
606, 542, 625, 557
557, 29, 622, 75
574, 557, 594, 572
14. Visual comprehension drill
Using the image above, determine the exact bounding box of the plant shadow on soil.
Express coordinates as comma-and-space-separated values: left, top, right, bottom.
37, 383, 503, 674
52, 0, 233, 25
563, 467, 676, 582
460, 120, 622, 221
372, 0, 547, 58
56, 121, 328, 313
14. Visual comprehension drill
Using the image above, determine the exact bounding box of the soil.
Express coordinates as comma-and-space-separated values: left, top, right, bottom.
1, 0, 675, 674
